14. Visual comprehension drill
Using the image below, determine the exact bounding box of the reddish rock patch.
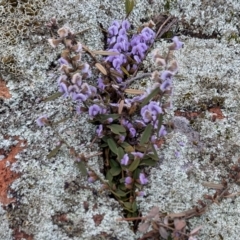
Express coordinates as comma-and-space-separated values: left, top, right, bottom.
0, 137, 26, 205
0, 79, 11, 99
13, 229, 34, 240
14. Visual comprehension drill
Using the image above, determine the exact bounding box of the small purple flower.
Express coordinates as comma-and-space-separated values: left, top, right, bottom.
121, 20, 130, 30
148, 101, 163, 115
141, 107, 152, 123
129, 127, 136, 138
139, 173, 148, 185
121, 154, 129, 165
118, 135, 125, 143
72, 92, 87, 102
125, 176, 133, 185
106, 118, 113, 124
58, 57, 69, 66
131, 43, 147, 60
112, 20, 120, 28
68, 85, 79, 96
158, 125, 167, 137
88, 104, 104, 118
171, 36, 184, 50
88, 176, 96, 183
58, 82, 69, 98
160, 70, 173, 81
141, 27, 155, 43
160, 79, 172, 92
141, 101, 162, 123
96, 124, 103, 138
97, 78, 106, 91
81, 63, 91, 78
131, 152, 144, 159
136, 191, 145, 197
36, 115, 48, 127
108, 25, 119, 36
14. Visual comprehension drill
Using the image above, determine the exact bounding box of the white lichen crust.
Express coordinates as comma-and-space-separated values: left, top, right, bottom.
1, 0, 240, 239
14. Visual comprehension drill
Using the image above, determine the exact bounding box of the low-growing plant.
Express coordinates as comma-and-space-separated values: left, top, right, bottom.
33, 1, 226, 239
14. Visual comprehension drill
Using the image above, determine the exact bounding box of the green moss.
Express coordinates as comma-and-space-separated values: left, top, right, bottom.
164, 0, 177, 11
227, 33, 240, 43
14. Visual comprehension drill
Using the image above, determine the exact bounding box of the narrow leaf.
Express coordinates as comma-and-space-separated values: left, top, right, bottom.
140, 124, 153, 145
140, 87, 160, 107
109, 159, 120, 168
121, 66, 130, 76
95, 63, 107, 75
43, 92, 63, 102
124, 89, 144, 95
123, 201, 132, 210
133, 168, 141, 179
150, 145, 159, 160
110, 167, 122, 176
128, 158, 140, 171
107, 138, 118, 155
106, 170, 113, 182
125, 0, 135, 17
132, 201, 138, 212
92, 50, 120, 56
110, 68, 124, 78
107, 124, 126, 135
114, 189, 128, 197
118, 99, 124, 114
121, 142, 134, 152
98, 114, 120, 122
156, 114, 163, 137
117, 147, 125, 161
47, 144, 62, 159
75, 161, 88, 176
139, 158, 157, 166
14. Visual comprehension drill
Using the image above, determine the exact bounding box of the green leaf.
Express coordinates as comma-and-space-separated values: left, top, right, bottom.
110, 167, 122, 176
117, 147, 125, 161
157, 114, 163, 137
133, 168, 141, 179
107, 138, 118, 155
107, 124, 126, 135
100, 142, 108, 148
125, 0, 135, 17
121, 66, 130, 76
139, 158, 157, 166
109, 159, 120, 168
140, 87, 160, 107
128, 158, 140, 172
47, 144, 62, 159
132, 201, 138, 212
140, 124, 153, 145
135, 145, 147, 152
102, 136, 109, 142
106, 170, 113, 182
121, 142, 135, 152
114, 189, 128, 197
75, 161, 88, 177
43, 92, 63, 102
98, 114, 120, 123
123, 201, 132, 210
150, 143, 159, 160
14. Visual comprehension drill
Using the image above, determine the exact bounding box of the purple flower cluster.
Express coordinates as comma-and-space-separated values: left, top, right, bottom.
141, 101, 162, 123
105, 20, 155, 82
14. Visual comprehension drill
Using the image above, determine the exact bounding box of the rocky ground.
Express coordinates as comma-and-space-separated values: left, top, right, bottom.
0, 0, 240, 239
